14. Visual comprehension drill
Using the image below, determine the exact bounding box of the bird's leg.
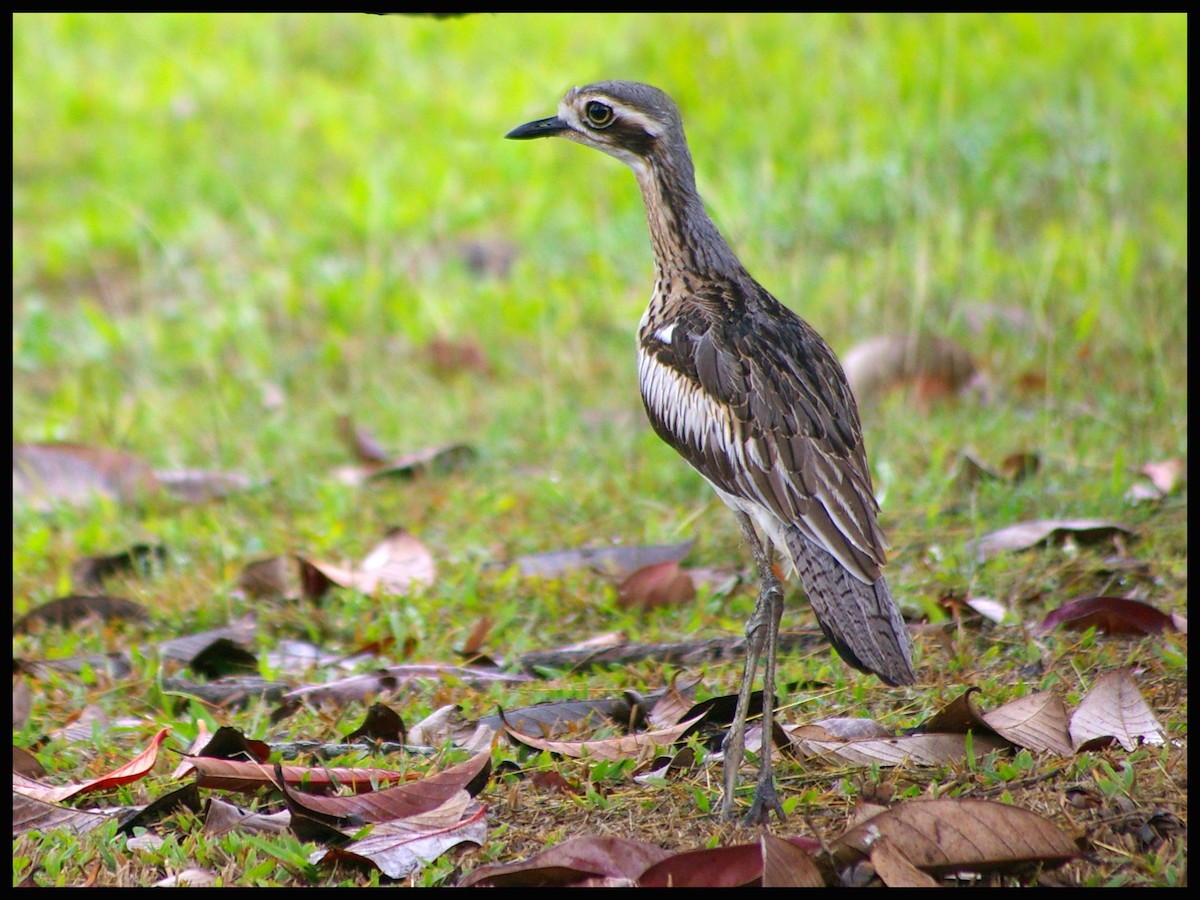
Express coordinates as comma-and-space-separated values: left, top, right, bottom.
721, 512, 787, 824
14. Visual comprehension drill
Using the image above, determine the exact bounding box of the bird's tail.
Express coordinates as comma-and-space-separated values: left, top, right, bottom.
783, 528, 916, 686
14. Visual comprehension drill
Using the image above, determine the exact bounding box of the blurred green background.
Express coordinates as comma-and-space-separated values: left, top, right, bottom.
12, 12, 1187, 609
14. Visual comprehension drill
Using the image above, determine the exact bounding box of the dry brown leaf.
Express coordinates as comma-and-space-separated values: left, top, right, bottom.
1140, 458, 1185, 493
501, 713, 704, 762
832, 798, 1078, 874
301, 527, 435, 597
154, 468, 255, 502
459, 835, 672, 887
12, 792, 115, 837
761, 833, 825, 887
1069, 669, 1167, 751
841, 334, 980, 404
637, 842, 764, 887
646, 671, 704, 729
868, 835, 941, 887
314, 799, 487, 880
617, 560, 696, 609
13, 595, 149, 633
783, 729, 1009, 767
965, 519, 1134, 563
1034, 596, 1179, 637
13, 443, 161, 510
12, 727, 170, 804
981, 692, 1074, 756
178, 756, 412, 794
203, 797, 292, 837
498, 540, 694, 579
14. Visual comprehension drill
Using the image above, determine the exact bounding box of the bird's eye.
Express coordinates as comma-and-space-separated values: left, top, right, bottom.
584, 101, 614, 128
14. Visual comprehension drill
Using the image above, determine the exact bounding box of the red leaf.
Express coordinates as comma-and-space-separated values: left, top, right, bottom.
1034, 596, 1177, 636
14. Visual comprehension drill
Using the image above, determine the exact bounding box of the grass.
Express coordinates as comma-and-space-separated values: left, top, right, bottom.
13, 12, 1187, 887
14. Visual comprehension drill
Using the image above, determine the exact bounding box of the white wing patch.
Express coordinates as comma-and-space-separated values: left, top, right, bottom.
653, 322, 676, 345
638, 347, 735, 456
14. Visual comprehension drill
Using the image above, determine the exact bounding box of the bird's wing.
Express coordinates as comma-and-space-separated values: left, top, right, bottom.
638, 281, 886, 583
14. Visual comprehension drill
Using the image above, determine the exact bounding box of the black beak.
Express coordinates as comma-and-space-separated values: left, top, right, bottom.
505, 115, 569, 140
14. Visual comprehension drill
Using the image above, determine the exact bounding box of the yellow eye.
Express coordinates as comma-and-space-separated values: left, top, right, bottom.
584, 101, 614, 128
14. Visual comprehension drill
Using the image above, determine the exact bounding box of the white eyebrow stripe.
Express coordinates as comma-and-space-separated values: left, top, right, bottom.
578, 98, 662, 137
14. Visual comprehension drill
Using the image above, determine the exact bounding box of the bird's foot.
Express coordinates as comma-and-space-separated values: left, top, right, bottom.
741, 775, 786, 826
717, 776, 787, 826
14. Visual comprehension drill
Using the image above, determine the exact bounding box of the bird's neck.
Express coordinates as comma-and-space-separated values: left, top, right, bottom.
634, 150, 744, 285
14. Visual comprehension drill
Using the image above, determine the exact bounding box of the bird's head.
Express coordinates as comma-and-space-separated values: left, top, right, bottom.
505, 80, 686, 176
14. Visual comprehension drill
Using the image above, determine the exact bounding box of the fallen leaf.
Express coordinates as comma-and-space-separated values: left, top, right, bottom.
275, 752, 491, 824
637, 841, 764, 887
831, 798, 1078, 875
1140, 458, 1185, 494
314, 798, 487, 880
981, 691, 1074, 756
424, 334, 494, 376
501, 713, 704, 762
154, 468, 256, 502
300, 527, 435, 597
153, 868, 218, 888
203, 797, 293, 837
70, 543, 166, 592
345, 703, 407, 744
496, 540, 694, 579
12, 792, 115, 837
617, 560, 696, 609
868, 835, 941, 887
966, 519, 1134, 563
459, 835, 671, 887
13, 443, 160, 510
177, 757, 412, 794
11, 727, 171, 803
1035, 596, 1179, 636
841, 334, 981, 405
13, 595, 149, 633
783, 728, 1009, 767
1069, 669, 1167, 751
761, 833, 825, 887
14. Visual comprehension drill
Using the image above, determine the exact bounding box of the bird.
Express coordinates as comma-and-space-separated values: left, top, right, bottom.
506, 81, 915, 824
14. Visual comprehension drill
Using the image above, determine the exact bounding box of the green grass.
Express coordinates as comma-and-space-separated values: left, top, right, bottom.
13, 12, 1187, 887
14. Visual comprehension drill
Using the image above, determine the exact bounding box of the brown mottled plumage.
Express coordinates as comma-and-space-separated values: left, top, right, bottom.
507, 81, 915, 824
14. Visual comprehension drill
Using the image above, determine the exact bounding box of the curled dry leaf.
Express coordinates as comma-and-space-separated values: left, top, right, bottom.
981, 691, 1074, 756
1069, 669, 1167, 751
313, 799, 487, 880
783, 728, 1010, 767
179, 756, 411, 794
1127, 458, 1186, 502
501, 712, 704, 762
966, 519, 1134, 563
831, 798, 1078, 875
300, 527, 435, 597
12, 727, 171, 804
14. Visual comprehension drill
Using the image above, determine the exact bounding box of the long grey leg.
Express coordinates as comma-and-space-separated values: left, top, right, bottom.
721, 512, 787, 823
